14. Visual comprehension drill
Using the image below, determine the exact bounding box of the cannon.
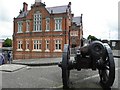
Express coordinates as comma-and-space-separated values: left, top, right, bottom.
58, 41, 115, 88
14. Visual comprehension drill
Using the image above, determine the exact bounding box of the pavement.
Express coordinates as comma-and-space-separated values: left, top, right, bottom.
12, 57, 62, 66
0, 64, 26, 72
0, 50, 119, 72
0, 57, 64, 72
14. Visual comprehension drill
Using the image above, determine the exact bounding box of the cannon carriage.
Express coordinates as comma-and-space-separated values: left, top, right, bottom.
58, 40, 115, 88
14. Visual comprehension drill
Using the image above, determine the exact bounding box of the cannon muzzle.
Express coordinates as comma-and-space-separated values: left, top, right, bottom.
89, 41, 105, 58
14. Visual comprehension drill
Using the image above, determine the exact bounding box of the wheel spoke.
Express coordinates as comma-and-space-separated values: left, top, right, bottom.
105, 66, 110, 70
105, 70, 109, 79
102, 70, 109, 82
104, 57, 108, 64
99, 44, 115, 87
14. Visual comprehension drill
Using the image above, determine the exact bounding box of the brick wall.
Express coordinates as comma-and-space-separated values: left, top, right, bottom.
13, 1, 82, 60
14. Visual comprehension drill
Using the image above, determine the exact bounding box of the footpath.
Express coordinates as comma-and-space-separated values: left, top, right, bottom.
0, 57, 63, 72
12, 57, 61, 66
0, 50, 119, 72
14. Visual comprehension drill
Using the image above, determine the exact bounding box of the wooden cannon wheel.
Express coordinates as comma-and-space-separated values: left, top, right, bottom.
99, 43, 115, 88
61, 44, 70, 89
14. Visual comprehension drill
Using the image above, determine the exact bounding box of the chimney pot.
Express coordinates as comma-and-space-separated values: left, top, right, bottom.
69, 2, 71, 5
23, 2, 28, 12
68, 2, 71, 8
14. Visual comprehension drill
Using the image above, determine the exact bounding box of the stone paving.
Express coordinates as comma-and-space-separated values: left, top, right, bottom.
0, 64, 26, 72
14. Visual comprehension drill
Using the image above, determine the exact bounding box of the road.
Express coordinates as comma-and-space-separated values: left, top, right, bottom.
1, 58, 120, 89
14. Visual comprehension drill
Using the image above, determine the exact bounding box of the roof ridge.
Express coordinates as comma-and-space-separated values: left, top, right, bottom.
47, 5, 68, 9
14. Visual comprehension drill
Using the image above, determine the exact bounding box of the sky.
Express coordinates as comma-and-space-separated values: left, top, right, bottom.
0, 0, 119, 40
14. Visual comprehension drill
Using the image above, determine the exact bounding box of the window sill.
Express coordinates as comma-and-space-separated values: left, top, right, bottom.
45, 50, 50, 52
26, 31, 29, 33
32, 31, 42, 32
17, 49, 23, 51
32, 50, 42, 52
45, 30, 50, 32
25, 49, 30, 51
54, 30, 62, 31
17, 32, 23, 33
54, 50, 62, 52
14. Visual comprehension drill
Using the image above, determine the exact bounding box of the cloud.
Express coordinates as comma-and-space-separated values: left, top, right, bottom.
0, 21, 13, 39
0, 3, 11, 22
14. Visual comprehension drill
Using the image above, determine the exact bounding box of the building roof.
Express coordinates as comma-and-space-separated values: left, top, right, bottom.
17, 11, 29, 18
72, 16, 81, 26
46, 5, 68, 14
17, 4, 68, 18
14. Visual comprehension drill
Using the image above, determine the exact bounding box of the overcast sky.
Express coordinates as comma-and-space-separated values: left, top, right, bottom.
0, 0, 119, 40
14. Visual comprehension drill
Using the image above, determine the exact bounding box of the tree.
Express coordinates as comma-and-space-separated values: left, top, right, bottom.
3, 38, 12, 47
87, 35, 100, 41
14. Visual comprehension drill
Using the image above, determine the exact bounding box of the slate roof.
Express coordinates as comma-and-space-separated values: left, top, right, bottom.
46, 5, 68, 14
72, 16, 81, 26
17, 4, 68, 18
17, 11, 29, 18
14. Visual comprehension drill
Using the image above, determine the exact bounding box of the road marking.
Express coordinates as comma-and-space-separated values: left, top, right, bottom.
74, 74, 99, 84
50, 85, 63, 88
51, 67, 120, 88
82, 74, 99, 81
75, 67, 120, 83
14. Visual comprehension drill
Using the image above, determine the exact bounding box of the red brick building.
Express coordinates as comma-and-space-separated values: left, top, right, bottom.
13, 0, 83, 60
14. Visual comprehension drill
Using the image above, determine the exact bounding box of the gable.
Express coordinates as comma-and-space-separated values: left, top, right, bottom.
72, 17, 81, 26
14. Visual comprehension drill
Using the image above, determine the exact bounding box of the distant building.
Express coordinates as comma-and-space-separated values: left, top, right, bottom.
110, 40, 120, 50
70, 14, 83, 48
0, 39, 4, 48
13, 0, 83, 60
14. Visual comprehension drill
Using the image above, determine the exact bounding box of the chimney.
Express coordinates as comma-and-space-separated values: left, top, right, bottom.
80, 14, 83, 26
23, 2, 28, 12
69, 2, 71, 5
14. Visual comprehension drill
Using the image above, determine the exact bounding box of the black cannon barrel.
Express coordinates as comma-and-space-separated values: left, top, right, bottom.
80, 41, 106, 58
89, 41, 106, 58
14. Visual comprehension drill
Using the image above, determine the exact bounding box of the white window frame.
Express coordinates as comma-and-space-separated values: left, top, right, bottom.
25, 40, 30, 51
45, 40, 50, 52
26, 20, 30, 32
33, 11, 42, 32
17, 21, 23, 33
54, 18, 62, 31
54, 40, 62, 52
32, 40, 42, 51
46, 18, 50, 31
70, 31, 78, 36
17, 40, 23, 51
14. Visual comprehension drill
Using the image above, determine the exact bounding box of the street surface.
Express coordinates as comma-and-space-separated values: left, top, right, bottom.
1, 58, 119, 89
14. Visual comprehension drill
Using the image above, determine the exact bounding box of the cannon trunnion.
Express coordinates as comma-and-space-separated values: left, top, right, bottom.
58, 41, 115, 89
